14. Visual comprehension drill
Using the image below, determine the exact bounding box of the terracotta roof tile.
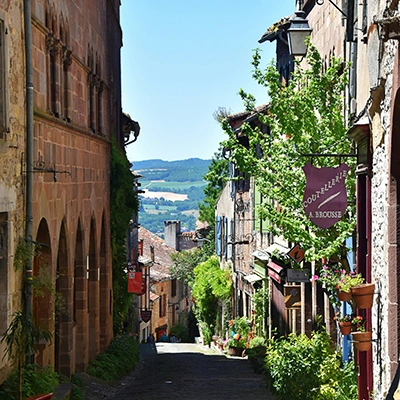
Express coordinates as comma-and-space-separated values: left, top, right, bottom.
138, 227, 177, 283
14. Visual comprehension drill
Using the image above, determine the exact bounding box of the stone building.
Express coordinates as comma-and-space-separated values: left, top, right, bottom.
0, 0, 29, 384
352, 0, 400, 396
0, 0, 136, 382
259, 0, 400, 396
138, 226, 191, 342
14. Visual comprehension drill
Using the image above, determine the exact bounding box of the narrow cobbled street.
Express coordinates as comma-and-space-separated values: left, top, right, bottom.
88, 342, 276, 400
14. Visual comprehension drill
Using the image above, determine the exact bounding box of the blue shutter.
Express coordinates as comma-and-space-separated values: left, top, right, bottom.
224, 217, 228, 259
216, 216, 222, 256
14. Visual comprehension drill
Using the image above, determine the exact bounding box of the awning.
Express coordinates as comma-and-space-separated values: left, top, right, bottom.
244, 273, 263, 283
252, 250, 269, 261
265, 243, 289, 256
267, 260, 285, 284
268, 260, 284, 274
150, 292, 160, 302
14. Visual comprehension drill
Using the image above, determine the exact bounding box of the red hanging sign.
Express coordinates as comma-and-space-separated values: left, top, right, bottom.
302, 162, 349, 229
128, 271, 142, 293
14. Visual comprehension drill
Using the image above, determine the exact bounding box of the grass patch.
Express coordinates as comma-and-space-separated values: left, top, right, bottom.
142, 180, 206, 191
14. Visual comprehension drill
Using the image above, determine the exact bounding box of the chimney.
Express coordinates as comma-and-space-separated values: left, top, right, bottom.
164, 220, 180, 250
150, 245, 155, 262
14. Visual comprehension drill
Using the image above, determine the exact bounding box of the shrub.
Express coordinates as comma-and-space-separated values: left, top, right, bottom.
86, 335, 140, 383
169, 323, 189, 342
264, 329, 358, 400
0, 364, 58, 400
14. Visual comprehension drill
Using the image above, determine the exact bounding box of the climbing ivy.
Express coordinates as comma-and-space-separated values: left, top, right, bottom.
110, 139, 138, 334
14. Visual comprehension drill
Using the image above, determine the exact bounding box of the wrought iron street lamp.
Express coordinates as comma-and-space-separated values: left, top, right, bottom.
287, 10, 313, 57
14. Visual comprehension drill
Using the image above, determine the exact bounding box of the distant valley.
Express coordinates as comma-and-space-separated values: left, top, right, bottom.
131, 158, 211, 236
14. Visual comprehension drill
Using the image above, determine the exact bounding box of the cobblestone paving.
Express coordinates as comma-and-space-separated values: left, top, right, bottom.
107, 342, 276, 400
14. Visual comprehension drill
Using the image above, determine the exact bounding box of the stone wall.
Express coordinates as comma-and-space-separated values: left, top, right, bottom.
0, 1, 30, 383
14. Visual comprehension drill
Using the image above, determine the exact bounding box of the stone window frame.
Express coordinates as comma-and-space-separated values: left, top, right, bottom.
45, 6, 72, 122
87, 47, 104, 135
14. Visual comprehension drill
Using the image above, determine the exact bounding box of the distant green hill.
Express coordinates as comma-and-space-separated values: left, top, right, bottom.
131, 158, 211, 182
131, 158, 211, 235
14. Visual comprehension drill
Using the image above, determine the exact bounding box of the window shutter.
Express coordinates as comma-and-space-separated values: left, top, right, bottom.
223, 217, 228, 259
216, 216, 222, 256
254, 185, 261, 232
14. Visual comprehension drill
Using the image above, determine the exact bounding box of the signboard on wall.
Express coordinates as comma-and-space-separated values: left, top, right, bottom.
302, 162, 350, 229
287, 269, 310, 283
141, 309, 152, 323
284, 284, 301, 309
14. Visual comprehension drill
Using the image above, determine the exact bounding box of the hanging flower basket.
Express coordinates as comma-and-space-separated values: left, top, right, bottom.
339, 321, 352, 335
350, 283, 375, 309
336, 289, 351, 302
352, 331, 372, 352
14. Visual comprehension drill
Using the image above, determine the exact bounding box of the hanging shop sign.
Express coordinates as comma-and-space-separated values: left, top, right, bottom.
128, 271, 146, 295
287, 268, 310, 283
141, 309, 152, 323
288, 244, 305, 264
284, 284, 301, 309
302, 162, 350, 229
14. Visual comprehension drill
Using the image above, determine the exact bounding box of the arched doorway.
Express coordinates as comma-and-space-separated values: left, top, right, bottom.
55, 221, 72, 376
88, 216, 99, 360
33, 218, 53, 366
99, 212, 111, 351
73, 219, 87, 372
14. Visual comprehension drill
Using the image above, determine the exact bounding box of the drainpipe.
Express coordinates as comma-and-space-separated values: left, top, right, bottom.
23, 0, 34, 361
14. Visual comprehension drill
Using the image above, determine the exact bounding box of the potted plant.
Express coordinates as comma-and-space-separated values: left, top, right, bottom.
314, 265, 365, 305
225, 337, 247, 356
336, 272, 364, 296
226, 316, 251, 356
350, 282, 375, 309
351, 315, 372, 352
333, 313, 353, 335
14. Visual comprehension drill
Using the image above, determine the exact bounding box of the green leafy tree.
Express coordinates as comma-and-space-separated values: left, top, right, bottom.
191, 256, 232, 343
170, 247, 208, 287
198, 147, 229, 252
222, 43, 356, 264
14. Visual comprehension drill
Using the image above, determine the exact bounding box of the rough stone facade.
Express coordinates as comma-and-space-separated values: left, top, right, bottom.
0, 0, 29, 383
0, 0, 124, 383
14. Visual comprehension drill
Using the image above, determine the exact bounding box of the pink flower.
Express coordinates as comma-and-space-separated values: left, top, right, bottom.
312, 275, 319, 280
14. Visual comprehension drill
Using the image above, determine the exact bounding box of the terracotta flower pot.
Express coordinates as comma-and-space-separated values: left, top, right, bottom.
339, 321, 352, 335
228, 346, 244, 357
351, 283, 375, 309
337, 290, 351, 302
352, 331, 372, 352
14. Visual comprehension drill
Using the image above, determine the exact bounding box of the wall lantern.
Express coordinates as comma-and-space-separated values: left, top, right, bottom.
287, 10, 313, 57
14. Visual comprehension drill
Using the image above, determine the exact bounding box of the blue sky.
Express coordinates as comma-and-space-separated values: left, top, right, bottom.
120, 1, 294, 162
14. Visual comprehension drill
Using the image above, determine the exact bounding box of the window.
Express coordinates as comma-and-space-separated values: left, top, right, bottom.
159, 294, 167, 318
0, 18, 7, 138
171, 279, 177, 297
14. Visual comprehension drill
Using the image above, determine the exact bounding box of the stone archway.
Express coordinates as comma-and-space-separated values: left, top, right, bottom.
99, 212, 110, 351
88, 216, 99, 360
33, 218, 53, 367
55, 221, 72, 376
73, 219, 87, 372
